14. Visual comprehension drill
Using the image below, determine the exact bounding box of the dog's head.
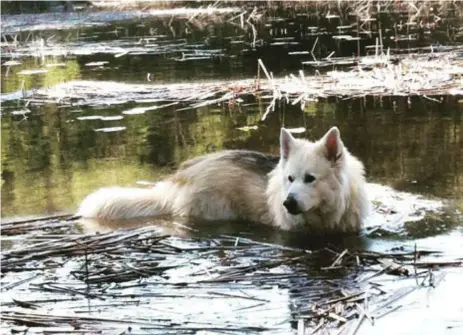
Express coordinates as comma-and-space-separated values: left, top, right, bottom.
279, 127, 346, 216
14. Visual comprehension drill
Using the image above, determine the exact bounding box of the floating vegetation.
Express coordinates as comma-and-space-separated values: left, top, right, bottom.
122, 102, 179, 115
2, 60, 22, 66
0, 6, 241, 34
287, 127, 306, 134
237, 125, 258, 131
100, 115, 124, 121
17, 69, 48, 75
85, 61, 110, 67
94, 126, 126, 132
77, 115, 104, 120
2, 36, 234, 61
278, 49, 463, 99
1, 213, 461, 334
21, 47, 463, 113
10, 108, 31, 116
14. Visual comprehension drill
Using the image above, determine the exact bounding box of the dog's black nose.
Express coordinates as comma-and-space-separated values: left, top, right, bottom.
283, 196, 301, 215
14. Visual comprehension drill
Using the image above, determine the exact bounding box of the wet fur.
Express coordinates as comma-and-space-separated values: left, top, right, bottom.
77, 127, 370, 233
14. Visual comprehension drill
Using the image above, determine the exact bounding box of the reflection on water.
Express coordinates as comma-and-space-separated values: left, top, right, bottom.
2, 96, 462, 220
1, 3, 462, 225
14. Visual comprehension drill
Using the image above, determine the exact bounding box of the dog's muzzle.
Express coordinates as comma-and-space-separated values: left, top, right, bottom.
283, 196, 302, 215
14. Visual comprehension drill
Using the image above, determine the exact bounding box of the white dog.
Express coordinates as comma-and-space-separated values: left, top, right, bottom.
77, 127, 370, 233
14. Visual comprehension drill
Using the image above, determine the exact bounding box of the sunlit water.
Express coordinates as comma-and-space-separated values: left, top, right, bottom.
1, 4, 463, 333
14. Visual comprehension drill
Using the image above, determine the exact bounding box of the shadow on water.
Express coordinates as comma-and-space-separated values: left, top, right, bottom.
78, 215, 371, 251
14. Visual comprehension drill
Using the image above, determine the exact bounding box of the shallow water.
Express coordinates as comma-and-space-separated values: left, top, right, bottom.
1, 3, 463, 333
2, 2, 462, 243
2, 2, 462, 239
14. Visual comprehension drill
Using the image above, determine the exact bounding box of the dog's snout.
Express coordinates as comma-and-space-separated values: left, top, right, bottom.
283, 195, 301, 215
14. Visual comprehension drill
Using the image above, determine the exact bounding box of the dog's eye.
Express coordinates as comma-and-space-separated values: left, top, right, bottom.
304, 173, 316, 183
288, 175, 294, 183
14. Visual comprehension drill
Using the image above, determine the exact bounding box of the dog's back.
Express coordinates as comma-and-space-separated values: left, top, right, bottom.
168, 150, 279, 223
78, 150, 279, 224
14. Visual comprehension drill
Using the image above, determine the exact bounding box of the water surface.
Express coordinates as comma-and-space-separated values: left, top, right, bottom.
2, 5, 462, 220
1, 3, 463, 334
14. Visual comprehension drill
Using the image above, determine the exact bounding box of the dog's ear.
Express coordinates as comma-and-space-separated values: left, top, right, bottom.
280, 128, 295, 160
321, 127, 343, 162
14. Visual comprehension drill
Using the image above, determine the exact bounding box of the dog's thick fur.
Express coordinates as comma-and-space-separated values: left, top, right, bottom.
77, 127, 370, 233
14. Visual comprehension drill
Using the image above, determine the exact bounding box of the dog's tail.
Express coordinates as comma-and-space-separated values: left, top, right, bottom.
76, 182, 172, 220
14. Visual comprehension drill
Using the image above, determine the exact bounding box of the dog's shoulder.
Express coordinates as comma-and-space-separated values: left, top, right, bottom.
178, 155, 208, 170
223, 150, 280, 175
179, 150, 279, 175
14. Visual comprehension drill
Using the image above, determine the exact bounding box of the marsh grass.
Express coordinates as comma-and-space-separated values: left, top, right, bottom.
1, 214, 460, 334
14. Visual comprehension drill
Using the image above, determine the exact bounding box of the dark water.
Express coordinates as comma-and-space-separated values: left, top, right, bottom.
1, 3, 462, 229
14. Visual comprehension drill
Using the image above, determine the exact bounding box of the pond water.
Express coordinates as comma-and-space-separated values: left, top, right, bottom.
2, 2, 462, 226
1, 3, 463, 333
